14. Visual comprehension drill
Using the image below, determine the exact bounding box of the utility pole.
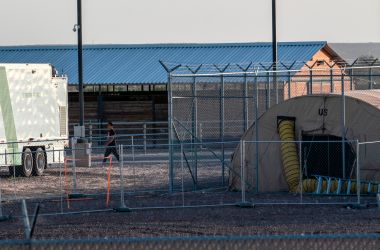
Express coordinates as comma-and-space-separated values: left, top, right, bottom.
77, 0, 84, 127
272, 0, 278, 104
272, 0, 277, 66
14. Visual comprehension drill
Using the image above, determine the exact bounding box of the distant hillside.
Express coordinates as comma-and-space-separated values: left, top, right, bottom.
330, 43, 380, 63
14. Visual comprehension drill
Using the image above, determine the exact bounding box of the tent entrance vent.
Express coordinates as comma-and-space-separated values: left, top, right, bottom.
301, 134, 355, 179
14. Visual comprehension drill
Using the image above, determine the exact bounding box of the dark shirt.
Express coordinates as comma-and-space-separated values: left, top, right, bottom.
107, 129, 116, 146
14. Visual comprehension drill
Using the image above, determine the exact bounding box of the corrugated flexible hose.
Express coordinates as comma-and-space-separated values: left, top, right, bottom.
277, 118, 378, 194
278, 119, 300, 192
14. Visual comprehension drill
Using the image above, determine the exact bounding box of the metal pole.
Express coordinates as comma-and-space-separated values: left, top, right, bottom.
192, 75, 198, 189
330, 68, 334, 93
243, 73, 248, 131
220, 75, 225, 186
350, 68, 353, 91
89, 123, 92, 142
309, 68, 313, 95
287, 71, 291, 99
60, 150, 65, 214
254, 73, 259, 193
272, 0, 277, 104
369, 67, 373, 89
143, 123, 147, 155
272, 0, 277, 66
240, 140, 245, 203
77, 0, 84, 126
200, 122, 203, 149
169, 74, 174, 192
181, 144, 184, 207
299, 139, 303, 204
356, 140, 360, 205
21, 199, 31, 240
72, 140, 78, 193
168, 73, 174, 192
266, 72, 271, 110
131, 136, 135, 162
119, 145, 127, 209
341, 71, 346, 178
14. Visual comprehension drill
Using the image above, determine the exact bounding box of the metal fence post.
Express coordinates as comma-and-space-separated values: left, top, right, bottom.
330, 67, 334, 93
12, 142, 16, 169
199, 122, 204, 149
132, 141, 136, 192
220, 74, 225, 186
131, 136, 135, 162
72, 139, 78, 194
356, 140, 360, 205
168, 73, 174, 192
89, 122, 93, 143
237, 140, 253, 208
60, 150, 65, 214
309, 68, 313, 95
240, 140, 245, 203
254, 71, 259, 193
266, 71, 270, 110
192, 75, 198, 189
143, 123, 147, 155
115, 144, 130, 212
21, 199, 31, 240
287, 71, 291, 99
299, 140, 303, 204
341, 70, 346, 178
243, 73, 248, 131
349, 68, 353, 91
181, 143, 185, 207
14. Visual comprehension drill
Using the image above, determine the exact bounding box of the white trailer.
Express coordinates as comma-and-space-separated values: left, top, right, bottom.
0, 63, 68, 176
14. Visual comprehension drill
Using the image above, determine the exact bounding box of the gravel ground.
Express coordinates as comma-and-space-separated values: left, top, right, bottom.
0, 191, 379, 240
1, 160, 379, 242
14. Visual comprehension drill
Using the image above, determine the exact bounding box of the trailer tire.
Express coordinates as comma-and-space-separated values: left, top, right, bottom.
21, 148, 33, 177
33, 147, 46, 176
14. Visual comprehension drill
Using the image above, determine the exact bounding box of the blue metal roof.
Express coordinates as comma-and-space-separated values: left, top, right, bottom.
0, 42, 327, 85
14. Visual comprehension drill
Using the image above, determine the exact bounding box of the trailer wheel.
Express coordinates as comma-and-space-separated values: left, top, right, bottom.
33, 147, 46, 176
21, 148, 33, 177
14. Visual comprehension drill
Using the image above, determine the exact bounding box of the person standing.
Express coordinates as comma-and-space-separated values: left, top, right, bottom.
103, 121, 120, 163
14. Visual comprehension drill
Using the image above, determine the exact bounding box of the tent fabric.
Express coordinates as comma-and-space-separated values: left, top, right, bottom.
230, 90, 380, 192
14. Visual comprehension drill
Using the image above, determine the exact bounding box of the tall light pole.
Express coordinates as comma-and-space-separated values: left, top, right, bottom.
76, 0, 84, 127
272, 0, 278, 104
272, 0, 277, 66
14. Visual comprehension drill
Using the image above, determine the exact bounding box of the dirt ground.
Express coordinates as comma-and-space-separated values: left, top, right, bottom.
0, 191, 379, 240
1, 161, 380, 242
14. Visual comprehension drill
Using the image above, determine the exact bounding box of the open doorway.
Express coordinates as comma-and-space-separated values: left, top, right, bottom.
301, 134, 356, 179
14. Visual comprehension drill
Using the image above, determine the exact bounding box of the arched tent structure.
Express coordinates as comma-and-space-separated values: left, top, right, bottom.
230, 90, 380, 193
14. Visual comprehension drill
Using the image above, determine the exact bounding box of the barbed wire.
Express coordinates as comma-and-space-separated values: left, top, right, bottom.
162, 58, 380, 76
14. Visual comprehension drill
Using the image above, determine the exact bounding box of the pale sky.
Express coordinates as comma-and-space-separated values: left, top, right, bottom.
0, 0, 379, 46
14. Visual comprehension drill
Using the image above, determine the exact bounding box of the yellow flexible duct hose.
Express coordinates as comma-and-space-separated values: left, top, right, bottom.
278, 119, 300, 192
277, 117, 379, 194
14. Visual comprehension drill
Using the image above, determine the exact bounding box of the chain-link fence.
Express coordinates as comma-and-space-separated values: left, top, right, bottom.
166, 61, 380, 193
1, 62, 380, 244
0, 139, 380, 241
0, 140, 375, 213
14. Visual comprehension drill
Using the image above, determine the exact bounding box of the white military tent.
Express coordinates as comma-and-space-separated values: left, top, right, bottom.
230, 90, 380, 192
